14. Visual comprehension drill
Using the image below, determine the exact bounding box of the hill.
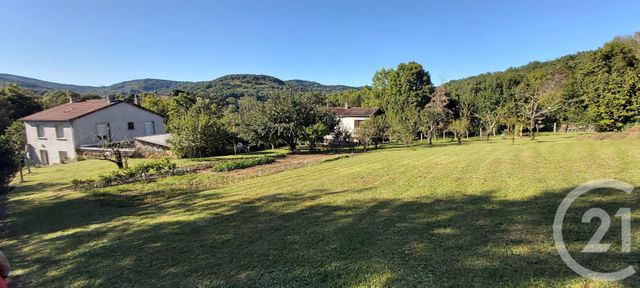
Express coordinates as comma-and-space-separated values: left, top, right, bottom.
0, 73, 96, 94
0, 73, 357, 99
178, 74, 357, 106
444, 33, 640, 131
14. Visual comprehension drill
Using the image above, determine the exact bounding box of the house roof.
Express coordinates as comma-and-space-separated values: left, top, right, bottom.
134, 133, 171, 148
21, 100, 114, 122
20, 100, 164, 122
329, 107, 380, 117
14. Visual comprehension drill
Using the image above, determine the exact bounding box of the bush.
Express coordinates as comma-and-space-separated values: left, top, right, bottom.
0, 137, 19, 189
212, 156, 275, 172
72, 158, 176, 190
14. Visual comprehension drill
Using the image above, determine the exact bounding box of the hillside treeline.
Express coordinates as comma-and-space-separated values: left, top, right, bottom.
328, 33, 640, 133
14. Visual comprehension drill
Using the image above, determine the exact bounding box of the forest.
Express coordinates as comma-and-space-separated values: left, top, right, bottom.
328, 32, 640, 134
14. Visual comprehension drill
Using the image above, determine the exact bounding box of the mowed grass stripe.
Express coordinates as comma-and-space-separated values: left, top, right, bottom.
6, 134, 640, 287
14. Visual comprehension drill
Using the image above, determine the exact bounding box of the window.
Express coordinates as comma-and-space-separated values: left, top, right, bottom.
39, 150, 49, 165
58, 151, 69, 163
128, 122, 135, 130
56, 125, 65, 139
36, 125, 45, 138
144, 121, 155, 136
354, 120, 364, 129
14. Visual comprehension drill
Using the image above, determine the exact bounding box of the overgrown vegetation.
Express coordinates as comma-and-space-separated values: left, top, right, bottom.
72, 158, 176, 190
212, 156, 276, 172
0, 137, 19, 189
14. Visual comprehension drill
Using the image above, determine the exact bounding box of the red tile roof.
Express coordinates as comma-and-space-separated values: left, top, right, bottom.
20, 100, 114, 122
329, 107, 380, 117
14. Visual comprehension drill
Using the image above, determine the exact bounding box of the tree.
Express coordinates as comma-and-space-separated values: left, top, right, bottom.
40, 90, 102, 109
518, 72, 567, 139
449, 118, 470, 144
167, 99, 230, 158
98, 141, 130, 169
372, 62, 434, 145
387, 105, 420, 146
238, 91, 337, 151
499, 102, 523, 144
353, 115, 388, 151
1, 121, 27, 181
577, 39, 640, 131
167, 92, 197, 121
0, 85, 42, 133
421, 86, 453, 145
301, 123, 330, 151
476, 109, 504, 141
326, 87, 376, 107
237, 97, 279, 149
0, 137, 19, 189
140, 93, 170, 117
221, 107, 243, 154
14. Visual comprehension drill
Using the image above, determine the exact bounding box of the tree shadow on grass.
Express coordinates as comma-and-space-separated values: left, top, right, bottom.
12, 183, 640, 287
10, 184, 640, 287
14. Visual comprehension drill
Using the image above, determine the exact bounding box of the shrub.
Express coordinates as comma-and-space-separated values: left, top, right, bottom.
72, 158, 177, 190
0, 137, 19, 189
212, 156, 275, 172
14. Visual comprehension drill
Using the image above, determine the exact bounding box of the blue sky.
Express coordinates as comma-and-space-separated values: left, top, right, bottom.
1, 0, 639, 87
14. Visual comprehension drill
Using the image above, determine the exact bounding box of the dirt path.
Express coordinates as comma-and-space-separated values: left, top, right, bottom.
217, 154, 346, 178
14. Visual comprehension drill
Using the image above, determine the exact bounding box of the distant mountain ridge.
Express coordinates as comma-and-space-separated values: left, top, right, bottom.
0, 73, 357, 97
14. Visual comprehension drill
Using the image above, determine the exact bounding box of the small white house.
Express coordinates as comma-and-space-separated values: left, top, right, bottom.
20, 97, 165, 165
330, 104, 381, 134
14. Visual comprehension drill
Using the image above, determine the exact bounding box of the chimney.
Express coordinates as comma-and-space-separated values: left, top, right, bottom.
107, 95, 116, 104
133, 94, 140, 106
344, 102, 349, 109
69, 95, 75, 104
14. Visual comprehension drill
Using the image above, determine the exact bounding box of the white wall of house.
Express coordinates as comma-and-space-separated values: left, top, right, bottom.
339, 116, 370, 133
72, 103, 165, 146
24, 121, 76, 165
24, 102, 165, 165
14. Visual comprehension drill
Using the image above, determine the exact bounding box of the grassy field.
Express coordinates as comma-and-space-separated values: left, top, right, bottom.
3, 133, 640, 287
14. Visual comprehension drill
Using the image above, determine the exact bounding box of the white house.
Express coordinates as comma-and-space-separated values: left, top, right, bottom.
20, 97, 165, 165
330, 104, 381, 134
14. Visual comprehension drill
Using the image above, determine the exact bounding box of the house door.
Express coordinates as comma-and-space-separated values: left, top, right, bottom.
96, 123, 111, 142
39, 150, 49, 165
144, 121, 155, 136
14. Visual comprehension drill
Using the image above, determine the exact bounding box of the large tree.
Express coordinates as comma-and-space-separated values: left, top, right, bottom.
238, 91, 337, 151
0, 137, 19, 189
0, 85, 42, 133
39, 90, 102, 109
140, 93, 171, 117
237, 97, 279, 149
421, 86, 453, 145
518, 72, 567, 139
167, 98, 230, 158
1, 121, 28, 181
577, 39, 640, 131
372, 62, 434, 145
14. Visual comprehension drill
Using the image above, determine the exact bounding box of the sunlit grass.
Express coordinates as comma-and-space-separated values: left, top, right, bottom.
4, 133, 640, 287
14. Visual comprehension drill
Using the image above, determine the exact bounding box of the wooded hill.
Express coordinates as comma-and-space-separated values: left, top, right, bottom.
0, 73, 356, 98
443, 33, 640, 131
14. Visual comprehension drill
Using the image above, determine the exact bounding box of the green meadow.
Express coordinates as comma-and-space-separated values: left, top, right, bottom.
3, 133, 640, 287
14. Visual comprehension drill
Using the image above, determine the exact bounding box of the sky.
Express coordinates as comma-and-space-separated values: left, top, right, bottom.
1, 0, 639, 87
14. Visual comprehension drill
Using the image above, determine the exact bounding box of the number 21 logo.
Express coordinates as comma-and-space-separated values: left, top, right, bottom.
554, 179, 636, 281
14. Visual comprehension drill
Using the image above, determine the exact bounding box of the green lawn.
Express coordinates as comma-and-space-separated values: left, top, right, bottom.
3, 133, 640, 287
